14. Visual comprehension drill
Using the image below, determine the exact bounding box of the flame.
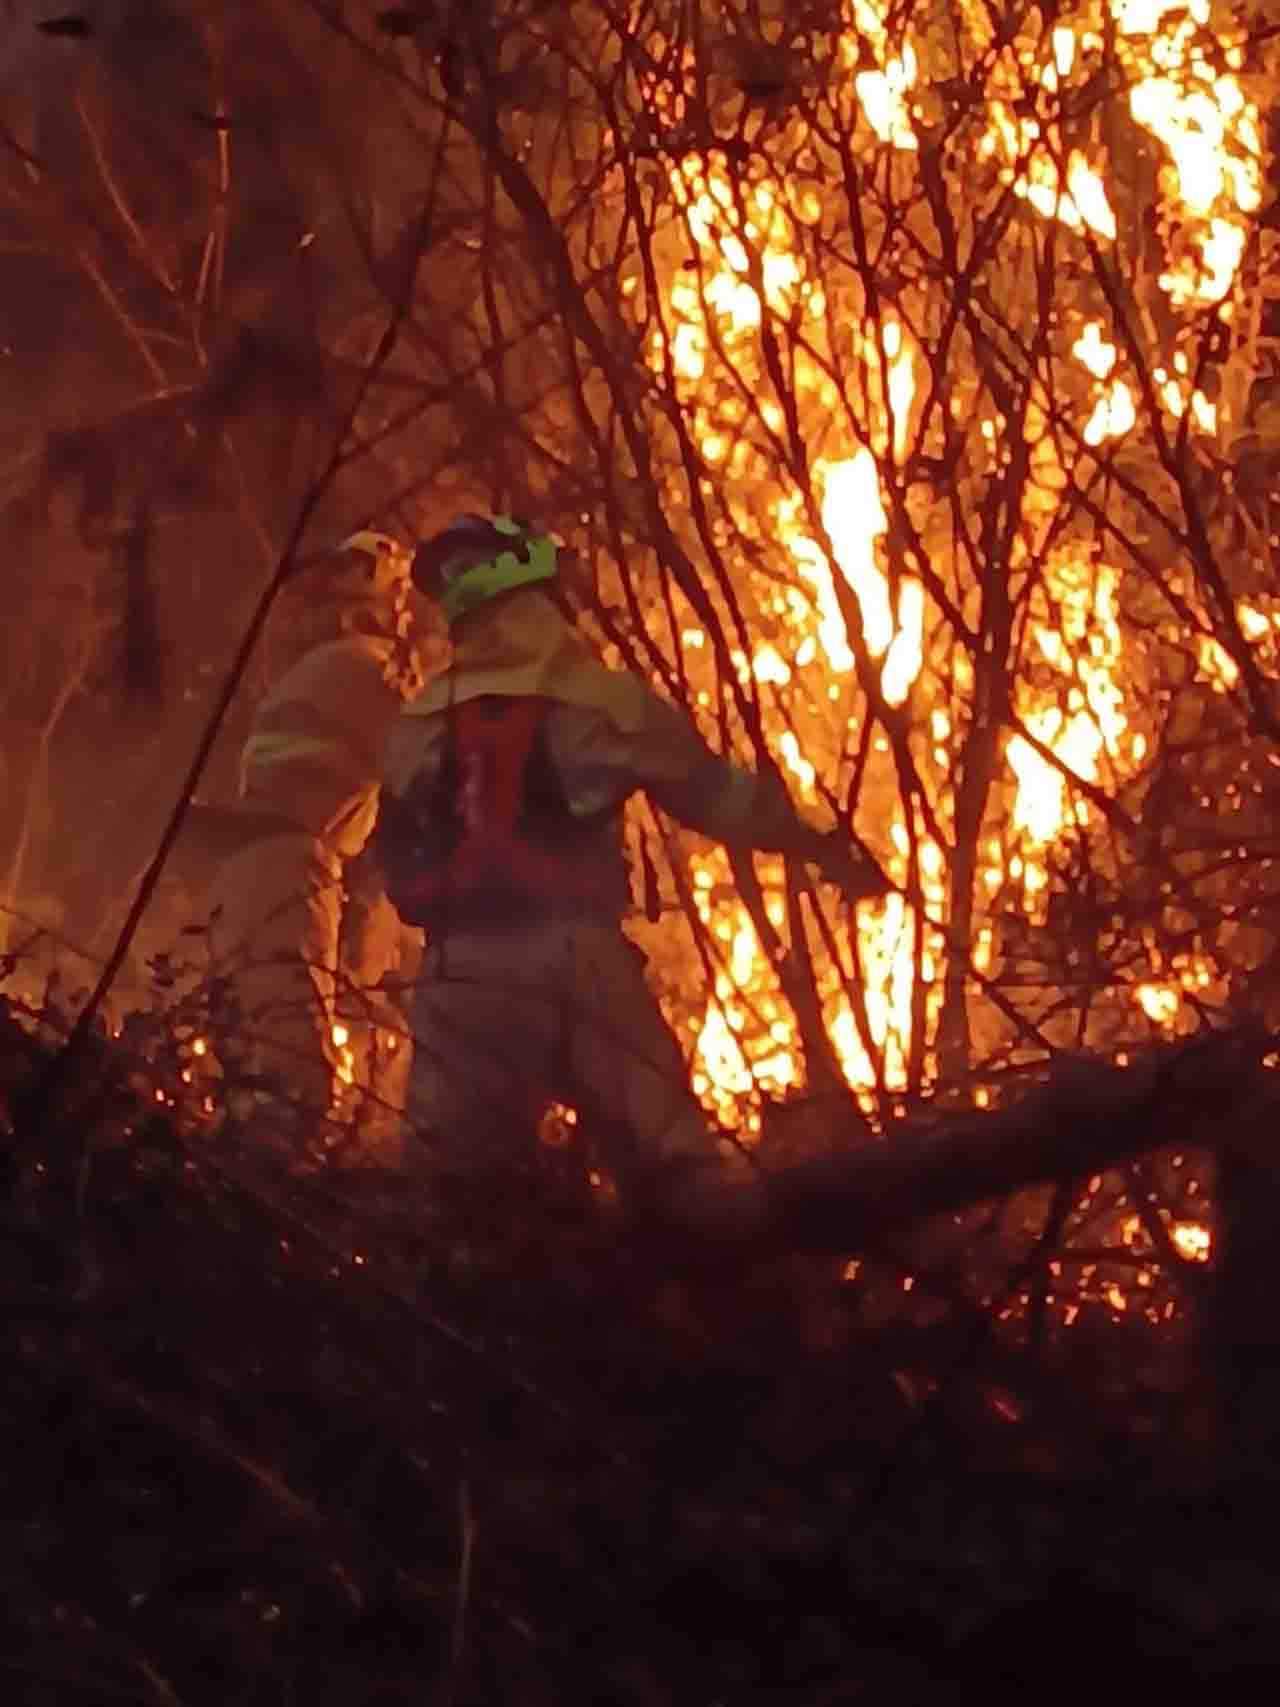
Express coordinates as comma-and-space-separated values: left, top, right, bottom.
1124, 1209, 1213, 1263
842, 1, 922, 152
1192, 600, 1280, 689
777, 324, 922, 709
331, 1021, 355, 1089
828, 887, 922, 1091
752, 645, 791, 686
1118, 0, 1261, 304
973, 4, 1259, 308
692, 1003, 753, 1101
1071, 323, 1139, 446
641, 0, 1261, 1129
1136, 982, 1181, 1026
1083, 382, 1137, 447
1155, 366, 1218, 432
1199, 634, 1239, 690
822, 458, 905, 659
980, 81, 1118, 241
1009, 710, 1103, 844
854, 44, 919, 152
1073, 322, 1117, 380
1172, 1221, 1211, 1262
1008, 559, 1128, 873
1237, 603, 1274, 643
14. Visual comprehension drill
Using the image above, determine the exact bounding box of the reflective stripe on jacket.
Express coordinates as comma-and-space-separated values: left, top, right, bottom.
239, 634, 404, 857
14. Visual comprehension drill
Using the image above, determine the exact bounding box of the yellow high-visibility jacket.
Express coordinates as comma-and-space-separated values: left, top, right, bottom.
382, 590, 831, 914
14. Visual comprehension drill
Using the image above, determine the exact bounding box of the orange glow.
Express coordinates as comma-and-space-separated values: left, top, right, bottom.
1136, 982, 1181, 1026
331, 1021, 355, 1090
1118, 0, 1261, 304
637, 0, 1261, 1135
1007, 559, 1128, 875
854, 45, 919, 152
1172, 1222, 1211, 1262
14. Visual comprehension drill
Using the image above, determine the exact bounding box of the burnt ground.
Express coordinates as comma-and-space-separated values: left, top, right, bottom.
4, 997, 1280, 1706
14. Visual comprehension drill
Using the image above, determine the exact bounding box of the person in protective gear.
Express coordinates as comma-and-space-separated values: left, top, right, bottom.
202, 531, 419, 1149
377, 514, 891, 1238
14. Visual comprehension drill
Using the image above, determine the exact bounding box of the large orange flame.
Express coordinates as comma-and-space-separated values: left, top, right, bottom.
639, 0, 1264, 1124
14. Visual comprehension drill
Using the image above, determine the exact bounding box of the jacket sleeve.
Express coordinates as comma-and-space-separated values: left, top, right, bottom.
558, 683, 832, 861
238, 643, 403, 854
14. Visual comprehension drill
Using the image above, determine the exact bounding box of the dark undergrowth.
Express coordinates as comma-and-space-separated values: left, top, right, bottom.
3, 993, 1280, 1706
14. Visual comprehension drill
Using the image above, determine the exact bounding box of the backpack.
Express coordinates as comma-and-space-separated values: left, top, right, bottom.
376, 695, 615, 927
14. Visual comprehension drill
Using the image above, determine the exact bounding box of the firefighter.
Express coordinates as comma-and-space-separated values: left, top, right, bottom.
204, 531, 417, 1140
377, 514, 891, 1238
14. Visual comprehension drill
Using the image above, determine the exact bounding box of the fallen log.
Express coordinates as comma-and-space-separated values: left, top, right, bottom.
766, 1025, 1277, 1250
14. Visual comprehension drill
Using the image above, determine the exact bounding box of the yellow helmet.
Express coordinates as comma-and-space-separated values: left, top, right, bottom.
320, 530, 411, 606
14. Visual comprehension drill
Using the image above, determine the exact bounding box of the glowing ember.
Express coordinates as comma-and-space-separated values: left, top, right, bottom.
1136, 982, 1181, 1026
1123, 1210, 1212, 1265
1172, 1222, 1211, 1263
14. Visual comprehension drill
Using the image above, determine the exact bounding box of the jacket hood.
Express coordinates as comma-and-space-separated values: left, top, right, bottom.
403, 588, 645, 732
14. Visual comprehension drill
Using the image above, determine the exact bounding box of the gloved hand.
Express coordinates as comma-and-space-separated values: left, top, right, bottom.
810, 830, 894, 903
